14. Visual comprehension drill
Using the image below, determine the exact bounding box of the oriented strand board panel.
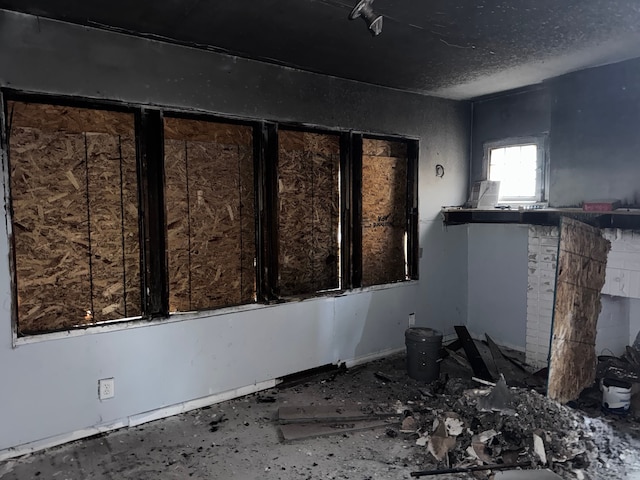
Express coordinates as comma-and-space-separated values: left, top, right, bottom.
164, 116, 253, 145
8, 101, 140, 334
278, 131, 340, 296
164, 117, 255, 312
86, 133, 141, 321
188, 143, 243, 309
238, 145, 256, 302
119, 137, 142, 317
361, 139, 408, 287
165, 140, 191, 312
11, 128, 91, 332
548, 217, 610, 403
7, 101, 134, 136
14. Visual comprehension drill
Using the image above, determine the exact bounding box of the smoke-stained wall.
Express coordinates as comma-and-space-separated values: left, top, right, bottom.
0, 10, 470, 453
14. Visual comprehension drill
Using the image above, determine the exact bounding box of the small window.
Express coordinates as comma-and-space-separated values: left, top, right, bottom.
486, 137, 546, 204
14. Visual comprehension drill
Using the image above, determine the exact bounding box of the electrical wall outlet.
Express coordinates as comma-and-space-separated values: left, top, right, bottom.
98, 378, 115, 400
408, 313, 416, 327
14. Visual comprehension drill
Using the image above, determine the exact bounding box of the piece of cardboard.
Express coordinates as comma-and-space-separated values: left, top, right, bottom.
470, 181, 500, 208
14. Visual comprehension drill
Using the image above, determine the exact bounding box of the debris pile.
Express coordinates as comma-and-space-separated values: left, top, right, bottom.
396, 376, 635, 479
272, 332, 640, 480
597, 348, 640, 384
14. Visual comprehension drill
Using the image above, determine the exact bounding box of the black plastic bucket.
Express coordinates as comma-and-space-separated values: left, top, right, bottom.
405, 327, 443, 382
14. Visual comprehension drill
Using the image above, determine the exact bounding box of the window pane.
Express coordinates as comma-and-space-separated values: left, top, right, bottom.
278, 130, 340, 296
362, 139, 408, 286
164, 117, 255, 312
489, 144, 537, 200
8, 101, 141, 334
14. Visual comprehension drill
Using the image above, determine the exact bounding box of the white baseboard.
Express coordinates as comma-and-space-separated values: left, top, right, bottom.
0, 347, 407, 462
342, 346, 405, 368
0, 379, 278, 462
0, 347, 405, 461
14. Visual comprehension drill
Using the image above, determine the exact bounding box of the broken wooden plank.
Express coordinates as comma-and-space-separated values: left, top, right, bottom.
485, 335, 512, 371
445, 348, 472, 371
454, 326, 494, 381
278, 419, 397, 442
444, 338, 462, 351
472, 376, 496, 387
440, 338, 462, 358
410, 461, 532, 478
502, 350, 531, 372
624, 346, 640, 372
548, 217, 610, 403
276, 363, 343, 389
485, 334, 529, 387
278, 405, 396, 424
373, 371, 396, 383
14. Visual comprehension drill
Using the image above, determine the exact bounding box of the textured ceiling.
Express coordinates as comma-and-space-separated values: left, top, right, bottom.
2, 0, 640, 99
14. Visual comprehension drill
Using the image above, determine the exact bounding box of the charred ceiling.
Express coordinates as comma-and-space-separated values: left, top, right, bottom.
1, 0, 640, 98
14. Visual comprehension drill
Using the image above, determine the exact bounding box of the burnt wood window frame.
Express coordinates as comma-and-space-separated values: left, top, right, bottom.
352, 133, 420, 287
260, 126, 419, 299
2, 90, 146, 338
160, 109, 261, 313
269, 124, 346, 299
1, 89, 419, 339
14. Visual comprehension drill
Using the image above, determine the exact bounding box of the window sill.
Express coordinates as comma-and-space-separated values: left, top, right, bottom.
442, 207, 640, 229
277, 279, 419, 303
12, 280, 419, 348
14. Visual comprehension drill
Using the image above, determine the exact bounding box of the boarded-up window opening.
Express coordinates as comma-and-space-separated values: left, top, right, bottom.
164, 117, 256, 312
361, 138, 408, 287
7, 101, 141, 335
278, 130, 340, 296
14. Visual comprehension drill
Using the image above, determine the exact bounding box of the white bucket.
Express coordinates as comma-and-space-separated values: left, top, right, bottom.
601, 378, 631, 413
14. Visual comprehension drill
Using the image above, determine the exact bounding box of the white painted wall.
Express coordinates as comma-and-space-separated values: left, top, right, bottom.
602, 230, 640, 299
596, 295, 630, 356
467, 224, 529, 350
1, 286, 420, 451
0, 10, 470, 453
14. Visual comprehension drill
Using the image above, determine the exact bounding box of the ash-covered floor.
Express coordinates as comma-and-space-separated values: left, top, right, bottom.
2, 352, 640, 480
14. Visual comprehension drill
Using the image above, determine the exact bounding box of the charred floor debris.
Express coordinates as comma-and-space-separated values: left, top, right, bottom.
2, 333, 640, 479
271, 330, 640, 480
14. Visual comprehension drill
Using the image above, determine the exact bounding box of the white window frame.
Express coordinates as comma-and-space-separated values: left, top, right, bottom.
483, 135, 548, 205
